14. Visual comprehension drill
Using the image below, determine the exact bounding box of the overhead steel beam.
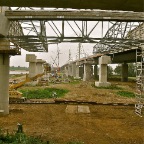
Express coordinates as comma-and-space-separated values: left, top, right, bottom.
5, 10, 144, 22
0, 0, 144, 12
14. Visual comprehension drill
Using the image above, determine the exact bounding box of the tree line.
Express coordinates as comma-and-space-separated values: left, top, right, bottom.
108, 63, 136, 77
10, 66, 29, 71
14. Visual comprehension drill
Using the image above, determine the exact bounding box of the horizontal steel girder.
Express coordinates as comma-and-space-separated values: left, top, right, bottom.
5, 10, 144, 22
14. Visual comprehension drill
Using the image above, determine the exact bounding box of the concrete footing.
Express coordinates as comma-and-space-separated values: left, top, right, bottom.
95, 82, 111, 87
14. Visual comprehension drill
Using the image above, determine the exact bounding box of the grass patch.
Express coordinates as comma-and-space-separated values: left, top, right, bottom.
20, 88, 69, 99
70, 80, 81, 85
92, 84, 123, 90
0, 132, 46, 144
117, 91, 135, 98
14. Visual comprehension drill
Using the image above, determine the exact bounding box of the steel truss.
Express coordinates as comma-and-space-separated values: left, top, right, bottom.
5, 7, 144, 52
93, 22, 144, 54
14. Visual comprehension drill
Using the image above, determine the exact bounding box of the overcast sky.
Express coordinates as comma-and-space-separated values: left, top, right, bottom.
10, 42, 95, 67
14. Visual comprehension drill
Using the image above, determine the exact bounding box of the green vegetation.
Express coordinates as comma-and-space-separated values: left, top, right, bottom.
117, 91, 135, 98
114, 63, 136, 77
92, 84, 123, 90
20, 88, 69, 99
10, 66, 28, 71
0, 128, 83, 144
0, 131, 46, 144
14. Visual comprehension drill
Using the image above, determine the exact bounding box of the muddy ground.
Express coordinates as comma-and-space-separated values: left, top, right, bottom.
0, 77, 144, 144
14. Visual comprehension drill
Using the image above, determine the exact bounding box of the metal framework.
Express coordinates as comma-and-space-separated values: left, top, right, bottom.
4, 7, 144, 52
93, 22, 144, 54
135, 47, 144, 116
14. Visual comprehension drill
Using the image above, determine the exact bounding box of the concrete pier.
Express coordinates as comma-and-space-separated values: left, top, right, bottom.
0, 54, 9, 114
72, 63, 76, 77
26, 54, 37, 78
83, 63, 93, 81
36, 59, 45, 75
0, 37, 10, 115
79, 65, 84, 79
64, 66, 69, 77
75, 65, 80, 79
121, 62, 128, 82
94, 65, 98, 79
95, 55, 111, 87
68, 64, 72, 77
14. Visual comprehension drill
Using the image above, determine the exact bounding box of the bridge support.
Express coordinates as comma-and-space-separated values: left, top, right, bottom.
94, 65, 98, 79
95, 55, 111, 87
26, 54, 37, 78
36, 59, 45, 75
75, 65, 80, 79
64, 66, 69, 77
72, 63, 76, 77
83, 63, 93, 81
121, 62, 128, 82
79, 65, 84, 79
68, 64, 72, 77
0, 39, 10, 114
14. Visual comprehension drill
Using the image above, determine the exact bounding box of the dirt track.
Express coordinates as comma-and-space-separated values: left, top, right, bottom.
0, 80, 144, 143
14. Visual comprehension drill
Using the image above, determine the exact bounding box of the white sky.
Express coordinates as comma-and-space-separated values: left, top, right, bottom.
10, 43, 95, 67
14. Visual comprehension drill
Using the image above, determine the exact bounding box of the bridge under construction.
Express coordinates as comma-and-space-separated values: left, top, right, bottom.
0, 0, 144, 117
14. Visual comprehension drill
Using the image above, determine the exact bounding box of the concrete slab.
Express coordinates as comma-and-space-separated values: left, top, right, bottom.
78, 105, 90, 113
65, 105, 78, 114
65, 105, 90, 114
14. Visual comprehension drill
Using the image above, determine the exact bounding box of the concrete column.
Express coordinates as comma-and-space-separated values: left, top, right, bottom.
26, 54, 37, 78
94, 65, 98, 79
121, 62, 128, 82
95, 56, 111, 87
36, 59, 45, 75
29, 62, 36, 77
0, 54, 9, 114
0, 38, 10, 114
68, 64, 72, 76
75, 65, 80, 78
65, 66, 68, 77
83, 63, 93, 81
72, 63, 76, 77
79, 65, 84, 79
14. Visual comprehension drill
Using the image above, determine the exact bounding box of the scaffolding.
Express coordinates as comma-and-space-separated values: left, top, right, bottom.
135, 46, 144, 117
